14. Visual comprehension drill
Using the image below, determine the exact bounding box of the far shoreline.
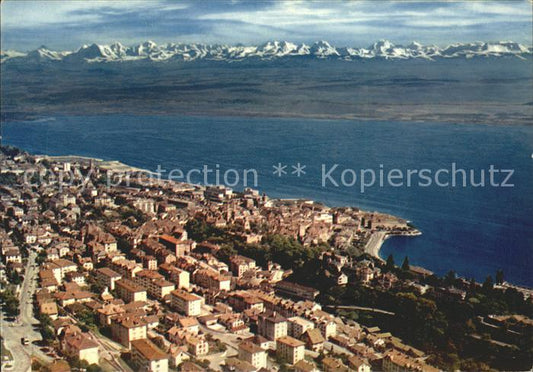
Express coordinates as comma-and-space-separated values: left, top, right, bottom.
3, 108, 533, 127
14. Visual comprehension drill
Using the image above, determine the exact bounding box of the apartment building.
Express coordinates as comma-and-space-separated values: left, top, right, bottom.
238, 341, 267, 369
115, 279, 147, 303
258, 312, 288, 341
276, 336, 305, 365
131, 338, 169, 372
170, 289, 203, 316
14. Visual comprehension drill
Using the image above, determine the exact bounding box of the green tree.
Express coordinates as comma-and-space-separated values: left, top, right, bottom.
0, 289, 20, 317
40, 325, 55, 343
468, 278, 477, 291
67, 356, 89, 370
401, 256, 410, 271
37, 313, 55, 344
444, 270, 457, 286
216, 244, 237, 262
77, 308, 97, 330
495, 269, 504, 285
35, 251, 47, 265
385, 254, 395, 271
87, 364, 103, 372
7, 271, 22, 285
482, 275, 494, 291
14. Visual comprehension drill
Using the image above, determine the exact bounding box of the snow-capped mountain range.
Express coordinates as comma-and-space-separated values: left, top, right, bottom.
2, 40, 531, 64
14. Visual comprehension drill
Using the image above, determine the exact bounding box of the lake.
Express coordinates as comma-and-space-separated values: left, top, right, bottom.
3, 115, 532, 286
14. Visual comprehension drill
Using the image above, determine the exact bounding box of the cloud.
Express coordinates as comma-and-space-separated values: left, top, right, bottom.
1, 1, 156, 28
1, 0, 531, 51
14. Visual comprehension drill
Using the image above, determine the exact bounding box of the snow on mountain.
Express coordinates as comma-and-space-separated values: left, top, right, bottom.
0, 50, 27, 63
64, 43, 118, 62
132, 40, 160, 57
109, 42, 130, 58
2, 40, 531, 64
257, 41, 300, 58
21, 46, 72, 62
310, 41, 340, 58
405, 41, 438, 59
371, 40, 396, 55
440, 41, 531, 58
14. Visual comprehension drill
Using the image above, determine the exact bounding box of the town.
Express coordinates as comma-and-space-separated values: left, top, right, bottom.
1, 147, 531, 372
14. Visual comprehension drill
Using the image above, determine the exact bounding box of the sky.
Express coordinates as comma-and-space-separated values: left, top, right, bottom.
1, 0, 532, 51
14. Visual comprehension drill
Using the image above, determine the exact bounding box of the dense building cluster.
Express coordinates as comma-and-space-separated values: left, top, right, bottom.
1, 150, 491, 372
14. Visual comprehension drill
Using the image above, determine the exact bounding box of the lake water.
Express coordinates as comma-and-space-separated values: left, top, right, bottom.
4, 115, 532, 286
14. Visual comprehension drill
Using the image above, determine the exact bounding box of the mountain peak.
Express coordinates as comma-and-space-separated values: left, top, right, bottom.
372, 39, 394, 49
407, 41, 423, 48
310, 40, 339, 57
313, 40, 334, 48
2, 40, 531, 64
142, 40, 157, 47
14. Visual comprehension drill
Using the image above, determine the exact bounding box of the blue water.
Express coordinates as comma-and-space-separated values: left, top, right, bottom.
3, 115, 532, 286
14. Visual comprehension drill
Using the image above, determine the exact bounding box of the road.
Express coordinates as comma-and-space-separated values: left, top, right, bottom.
326, 304, 396, 316
1, 250, 53, 372
199, 324, 253, 370
469, 334, 519, 349
89, 330, 130, 372
364, 232, 387, 260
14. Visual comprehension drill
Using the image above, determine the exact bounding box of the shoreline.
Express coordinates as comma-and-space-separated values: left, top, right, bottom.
365, 231, 389, 261
39, 152, 425, 267
36, 155, 158, 175
13, 149, 532, 290
3, 109, 533, 127
364, 230, 422, 262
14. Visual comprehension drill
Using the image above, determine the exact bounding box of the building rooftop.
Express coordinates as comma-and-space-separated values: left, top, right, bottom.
64, 332, 99, 351
293, 360, 318, 372
224, 358, 256, 372
159, 234, 180, 244
136, 269, 164, 280
288, 316, 314, 327
171, 289, 202, 302
322, 357, 351, 372
115, 315, 147, 329
116, 278, 146, 293
131, 338, 168, 361
277, 336, 305, 348
239, 340, 264, 354
179, 317, 199, 328
262, 312, 287, 324
50, 258, 77, 268
304, 328, 324, 344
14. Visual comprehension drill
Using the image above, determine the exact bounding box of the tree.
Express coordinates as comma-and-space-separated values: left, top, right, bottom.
495, 269, 504, 285
401, 256, 410, 271
36, 251, 47, 265
468, 278, 477, 291
87, 365, 103, 372
7, 271, 22, 285
444, 270, 456, 286
67, 356, 89, 370
0, 289, 20, 317
37, 313, 55, 344
40, 325, 55, 343
216, 244, 236, 261
385, 254, 395, 271
482, 275, 494, 291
